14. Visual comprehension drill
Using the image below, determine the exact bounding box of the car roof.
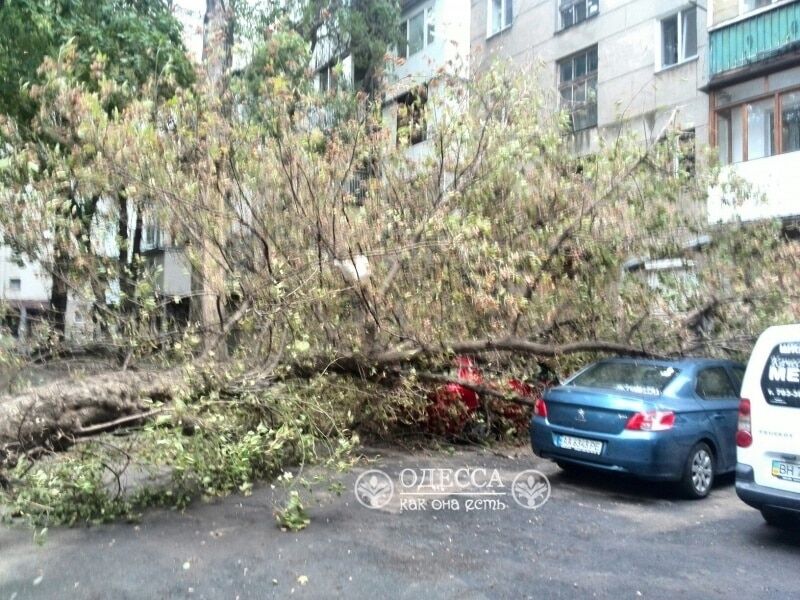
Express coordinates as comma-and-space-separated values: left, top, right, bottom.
593, 356, 744, 369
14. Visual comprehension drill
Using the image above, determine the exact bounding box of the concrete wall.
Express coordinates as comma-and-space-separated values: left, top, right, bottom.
383, 0, 471, 157
0, 245, 50, 305
389, 0, 471, 92
153, 248, 193, 298
708, 152, 800, 222
711, 0, 740, 26
470, 0, 710, 152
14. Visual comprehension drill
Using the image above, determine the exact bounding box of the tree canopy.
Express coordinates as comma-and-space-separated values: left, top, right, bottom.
0, 0, 194, 124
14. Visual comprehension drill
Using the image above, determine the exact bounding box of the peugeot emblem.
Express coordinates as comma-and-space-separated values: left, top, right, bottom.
576, 408, 586, 422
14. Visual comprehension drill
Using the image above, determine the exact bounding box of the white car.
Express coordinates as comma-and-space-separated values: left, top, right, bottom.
736, 324, 800, 526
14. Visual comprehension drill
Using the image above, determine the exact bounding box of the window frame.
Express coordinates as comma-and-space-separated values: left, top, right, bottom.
487, 0, 513, 38
658, 6, 698, 71
557, 45, 598, 132
8, 278, 21, 292
558, 0, 599, 32
399, 5, 435, 58
712, 84, 800, 164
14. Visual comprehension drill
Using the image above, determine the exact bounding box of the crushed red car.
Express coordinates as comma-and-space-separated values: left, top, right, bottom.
426, 356, 557, 439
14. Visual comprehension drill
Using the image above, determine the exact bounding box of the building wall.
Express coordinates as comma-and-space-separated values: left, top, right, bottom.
710, 0, 740, 25
389, 0, 471, 91
382, 0, 471, 158
470, 0, 710, 152
0, 245, 50, 306
709, 153, 800, 222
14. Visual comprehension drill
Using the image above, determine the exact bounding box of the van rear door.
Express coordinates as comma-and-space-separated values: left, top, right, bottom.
744, 328, 800, 493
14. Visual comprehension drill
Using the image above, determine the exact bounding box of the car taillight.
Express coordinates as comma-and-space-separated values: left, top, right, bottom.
737, 398, 752, 448
534, 398, 548, 418
625, 410, 675, 431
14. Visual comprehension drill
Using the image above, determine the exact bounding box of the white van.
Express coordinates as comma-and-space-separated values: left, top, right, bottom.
736, 324, 800, 525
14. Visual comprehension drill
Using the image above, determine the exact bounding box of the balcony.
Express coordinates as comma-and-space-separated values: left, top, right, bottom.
707, 152, 800, 223
709, 1, 800, 79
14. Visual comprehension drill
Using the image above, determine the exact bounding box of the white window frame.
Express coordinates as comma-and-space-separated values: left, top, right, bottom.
558, 0, 599, 31
399, 5, 435, 58
658, 6, 698, 71
8, 278, 21, 292
487, 0, 513, 38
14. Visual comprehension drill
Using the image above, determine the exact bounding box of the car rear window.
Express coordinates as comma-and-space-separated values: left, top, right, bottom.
761, 342, 800, 408
567, 362, 680, 395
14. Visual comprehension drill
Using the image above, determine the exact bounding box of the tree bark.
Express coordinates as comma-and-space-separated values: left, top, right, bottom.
199, 0, 234, 355
0, 370, 179, 467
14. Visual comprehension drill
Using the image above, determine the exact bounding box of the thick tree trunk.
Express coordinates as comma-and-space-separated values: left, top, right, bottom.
0, 370, 179, 467
198, 0, 234, 356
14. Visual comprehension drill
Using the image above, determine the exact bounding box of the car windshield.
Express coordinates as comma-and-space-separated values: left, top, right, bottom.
567, 362, 680, 395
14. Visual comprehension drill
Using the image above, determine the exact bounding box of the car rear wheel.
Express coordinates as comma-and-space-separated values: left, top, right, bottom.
681, 443, 714, 499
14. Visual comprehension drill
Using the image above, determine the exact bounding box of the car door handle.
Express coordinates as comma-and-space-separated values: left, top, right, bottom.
712, 413, 726, 421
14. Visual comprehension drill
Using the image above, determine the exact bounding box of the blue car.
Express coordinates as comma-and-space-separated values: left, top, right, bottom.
530, 358, 745, 498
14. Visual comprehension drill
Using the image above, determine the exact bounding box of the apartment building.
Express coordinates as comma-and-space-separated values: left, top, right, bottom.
310, 0, 470, 160
706, 0, 800, 226
383, 0, 471, 159
470, 0, 710, 155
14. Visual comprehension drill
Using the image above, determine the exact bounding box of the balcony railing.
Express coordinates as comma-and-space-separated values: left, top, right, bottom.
709, 1, 800, 78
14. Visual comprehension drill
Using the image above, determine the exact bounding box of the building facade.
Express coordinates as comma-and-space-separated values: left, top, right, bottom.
383, 0, 471, 159
470, 0, 711, 155
706, 0, 800, 225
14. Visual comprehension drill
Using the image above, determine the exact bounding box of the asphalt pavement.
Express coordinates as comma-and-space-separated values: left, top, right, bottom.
1, 445, 798, 599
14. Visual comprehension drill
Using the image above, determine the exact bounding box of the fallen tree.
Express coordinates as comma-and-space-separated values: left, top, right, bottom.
1, 54, 797, 523
0, 370, 179, 467
0, 337, 662, 466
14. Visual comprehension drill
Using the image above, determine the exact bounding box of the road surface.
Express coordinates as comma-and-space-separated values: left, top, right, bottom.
1, 446, 798, 599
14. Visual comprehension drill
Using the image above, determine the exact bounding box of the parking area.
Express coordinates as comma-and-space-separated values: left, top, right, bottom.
1, 446, 798, 599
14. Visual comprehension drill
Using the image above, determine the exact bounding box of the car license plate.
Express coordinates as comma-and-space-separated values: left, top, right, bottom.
556, 435, 603, 455
772, 460, 800, 483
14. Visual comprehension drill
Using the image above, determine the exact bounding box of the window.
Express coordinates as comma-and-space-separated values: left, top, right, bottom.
781, 91, 800, 153
144, 223, 161, 248
317, 64, 338, 93
8, 278, 20, 292
558, 46, 598, 131
730, 366, 746, 392
696, 367, 737, 400
747, 98, 775, 160
399, 6, 435, 58
715, 90, 800, 164
568, 362, 680, 395
559, 0, 599, 30
660, 7, 697, 69
676, 129, 696, 176
488, 0, 513, 36
397, 87, 428, 145
743, 0, 777, 13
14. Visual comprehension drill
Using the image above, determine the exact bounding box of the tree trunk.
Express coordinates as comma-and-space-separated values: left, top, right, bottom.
199, 0, 234, 356
0, 370, 179, 467
48, 265, 68, 341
